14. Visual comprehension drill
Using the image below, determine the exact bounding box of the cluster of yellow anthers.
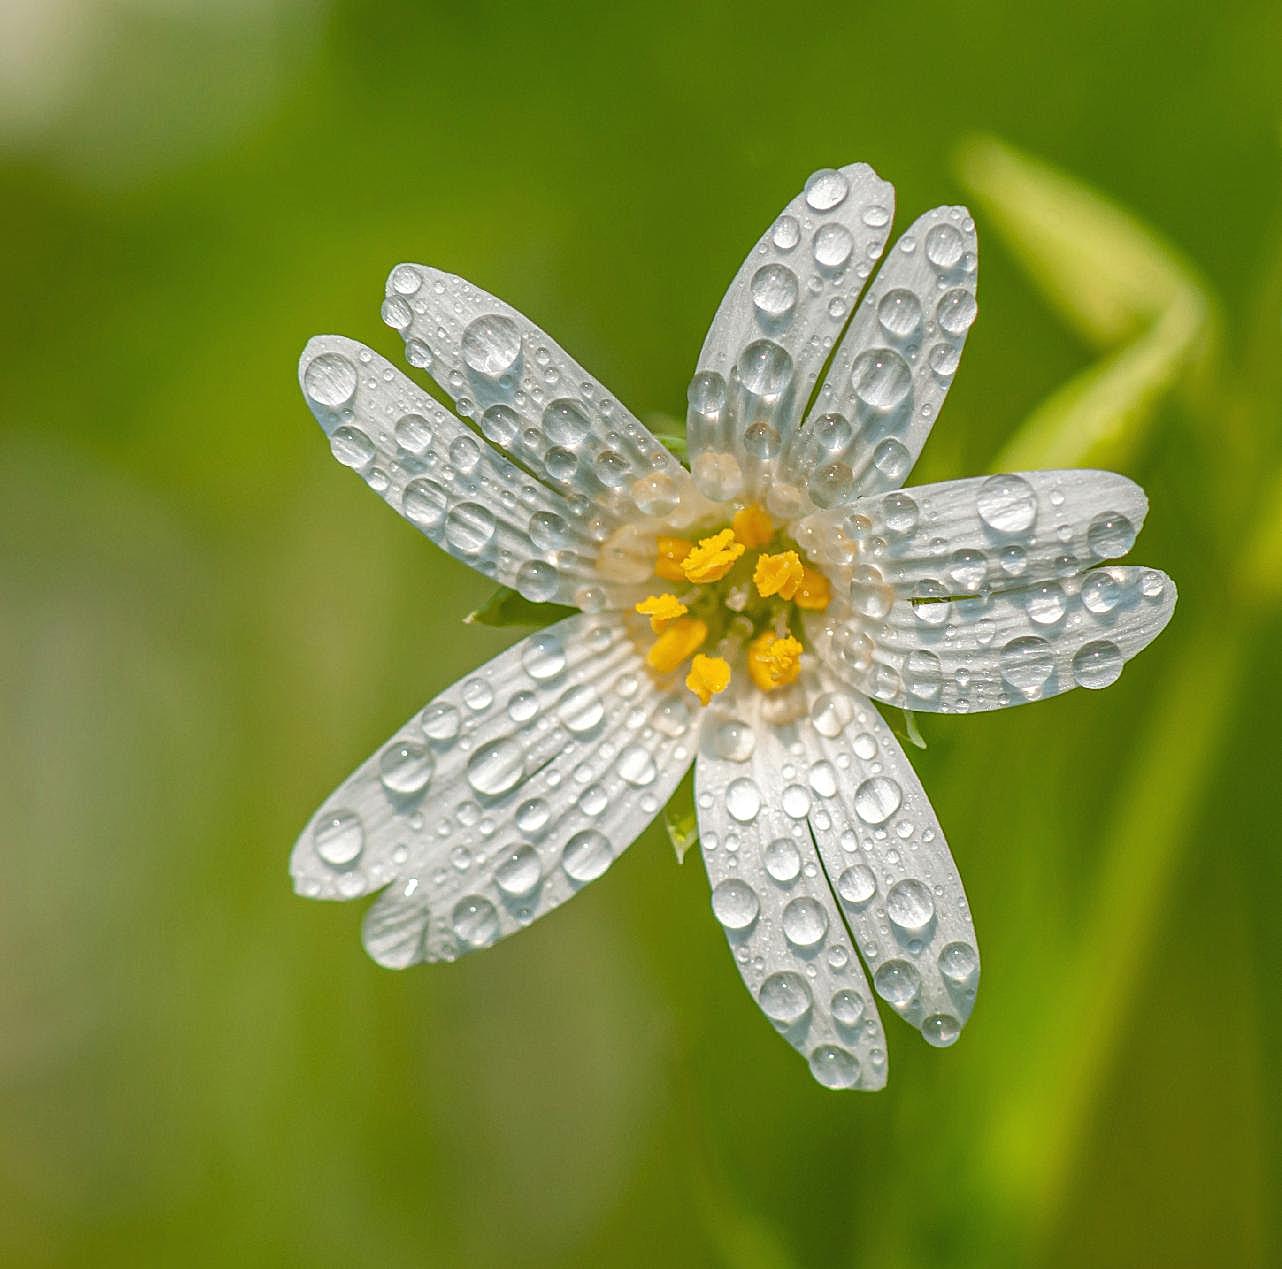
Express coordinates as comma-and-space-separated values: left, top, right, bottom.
634, 504, 830, 706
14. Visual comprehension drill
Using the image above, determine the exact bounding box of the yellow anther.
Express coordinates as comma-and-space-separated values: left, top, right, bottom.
685, 654, 731, 705
747, 630, 804, 692
732, 503, 774, 549
681, 529, 745, 584
654, 535, 694, 583
793, 565, 831, 611
635, 593, 688, 633
753, 550, 804, 600
646, 617, 708, 674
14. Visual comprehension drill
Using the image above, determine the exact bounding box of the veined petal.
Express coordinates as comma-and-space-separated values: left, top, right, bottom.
798, 469, 1148, 600
291, 615, 698, 966
382, 264, 708, 523
686, 163, 895, 510
799, 664, 980, 1048
300, 336, 650, 610
695, 695, 889, 1090
786, 207, 979, 509
807, 566, 1177, 713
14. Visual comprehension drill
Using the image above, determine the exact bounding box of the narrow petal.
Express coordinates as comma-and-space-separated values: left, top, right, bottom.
382, 264, 708, 521
799, 469, 1149, 600
807, 566, 1177, 713
800, 664, 981, 1047
300, 336, 649, 609
291, 615, 698, 965
786, 207, 979, 508
685, 163, 895, 509
695, 695, 889, 1090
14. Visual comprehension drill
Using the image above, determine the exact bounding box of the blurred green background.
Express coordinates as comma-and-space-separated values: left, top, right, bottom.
3, 0, 1280, 1265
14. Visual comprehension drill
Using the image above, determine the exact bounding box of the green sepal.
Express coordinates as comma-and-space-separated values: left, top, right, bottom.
663, 768, 699, 864
464, 586, 577, 629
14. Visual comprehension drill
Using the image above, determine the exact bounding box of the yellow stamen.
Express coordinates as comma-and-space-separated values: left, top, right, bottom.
685, 654, 731, 705
747, 630, 804, 692
793, 565, 831, 611
753, 550, 804, 600
732, 503, 774, 549
646, 617, 708, 674
635, 593, 688, 633
681, 529, 745, 584
654, 535, 694, 583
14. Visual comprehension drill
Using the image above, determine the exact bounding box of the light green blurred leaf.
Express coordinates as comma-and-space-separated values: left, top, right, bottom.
664, 768, 699, 863
956, 134, 1215, 469
647, 412, 689, 462
464, 586, 577, 629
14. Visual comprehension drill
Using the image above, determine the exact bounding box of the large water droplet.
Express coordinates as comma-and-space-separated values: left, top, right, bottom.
782, 896, 829, 948
403, 478, 449, 529
726, 777, 762, 823
617, 746, 657, 786
764, 838, 802, 882
562, 830, 613, 882
811, 692, 853, 738
976, 474, 1037, 534
452, 895, 499, 947
495, 845, 541, 898
812, 223, 854, 268
444, 502, 496, 555
922, 1013, 961, 1047
939, 941, 979, 985
830, 990, 865, 1027
758, 971, 813, 1024
1087, 511, 1136, 559
1000, 635, 1055, 696
1081, 570, 1121, 615
515, 559, 559, 602
557, 683, 604, 733
711, 879, 760, 930
523, 631, 566, 681
924, 223, 964, 269
877, 288, 922, 337
1072, 639, 1123, 688
329, 426, 375, 469
936, 288, 977, 335
851, 348, 912, 411
461, 314, 521, 376
772, 214, 801, 250
420, 701, 460, 741
713, 720, 755, 762
395, 413, 433, 455
886, 878, 935, 933
809, 1045, 860, 1089
466, 738, 524, 796
304, 352, 357, 407
873, 958, 921, 1006
314, 811, 363, 868
750, 263, 799, 318
837, 864, 876, 906
544, 398, 592, 447
379, 741, 433, 795
804, 168, 849, 211
854, 777, 901, 825
738, 339, 793, 396
881, 492, 920, 534
1025, 581, 1067, 626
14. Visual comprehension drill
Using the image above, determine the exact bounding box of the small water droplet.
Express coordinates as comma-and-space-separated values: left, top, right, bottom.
562, 830, 613, 882
830, 990, 865, 1027
765, 838, 802, 882
750, 263, 799, 318
557, 683, 604, 734
1000, 635, 1055, 696
329, 426, 375, 469
445, 502, 496, 555
495, 845, 541, 898
314, 811, 363, 868
466, 737, 524, 796
812, 223, 854, 268
738, 339, 793, 396
379, 741, 433, 795
1087, 511, 1136, 559
617, 746, 657, 786
936, 288, 977, 335
726, 777, 762, 822
837, 864, 876, 906
421, 701, 460, 741
1072, 639, 1123, 689
877, 288, 923, 337
873, 958, 921, 1006
809, 1045, 860, 1088
452, 895, 499, 947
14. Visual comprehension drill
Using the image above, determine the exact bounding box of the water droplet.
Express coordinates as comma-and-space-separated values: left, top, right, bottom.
1072, 639, 1123, 689
389, 264, 421, 295
452, 895, 499, 947
750, 263, 799, 318
851, 348, 912, 411
633, 472, 678, 516
809, 1045, 860, 1089
863, 204, 890, 228
314, 811, 363, 868
329, 426, 375, 469
811, 691, 853, 738
1141, 570, 1166, 600
1087, 511, 1136, 559
394, 413, 432, 455
379, 741, 433, 795
304, 352, 358, 407
939, 941, 979, 985
421, 701, 460, 741
557, 683, 604, 733
444, 502, 496, 555
562, 830, 613, 882
873, 958, 921, 1006
617, 746, 657, 786
515, 559, 559, 602
924, 223, 964, 269
849, 564, 893, 620
758, 971, 813, 1024
877, 288, 922, 337
461, 314, 521, 376
886, 878, 935, 933
906, 649, 943, 700
804, 168, 849, 211
711, 878, 760, 930
737, 339, 793, 396
543, 398, 592, 447
714, 719, 755, 762
523, 631, 566, 681
782, 896, 828, 948
947, 548, 987, 593
873, 437, 912, 484
448, 434, 481, 474
976, 474, 1037, 533
765, 838, 802, 882
466, 738, 524, 796
402, 478, 448, 529
928, 343, 961, 376
1082, 570, 1121, 614
854, 777, 901, 825
812, 223, 854, 268
881, 492, 919, 534
1000, 635, 1055, 696
830, 990, 865, 1027
1025, 581, 1067, 626
922, 1013, 961, 1047
495, 845, 541, 898
809, 462, 854, 508
772, 214, 801, 250
835, 868, 879, 919
515, 798, 550, 833
726, 777, 762, 822
781, 785, 811, 818
936, 288, 977, 335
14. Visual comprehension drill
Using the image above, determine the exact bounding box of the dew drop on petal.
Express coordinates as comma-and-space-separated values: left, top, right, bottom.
976, 474, 1037, 533
1072, 639, 1123, 688
562, 830, 613, 882
809, 1045, 860, 1089
461, 314, 522, 376
782, 896, 828, 948
452, 895, 499, 947
758, 971, 813, 1025
711, 879, 760, 930
304, 352, 357, 407
854, 777, 901, 825
314, 811, 363, 868
495, 845, 541, 898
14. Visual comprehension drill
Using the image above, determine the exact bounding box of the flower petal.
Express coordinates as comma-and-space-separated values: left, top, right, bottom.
800, 664, 981, 1047
694, 695, 889, 1090
381, 264, 707, 521
291, 614, 698, 965
685, 163, 895, 509
786, 207, 979, 508
300, 336, 655, 610
807, 566, 1177, 713
799, 469, 1149, 600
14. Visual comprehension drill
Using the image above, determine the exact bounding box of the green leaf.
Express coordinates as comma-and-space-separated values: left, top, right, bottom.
645, 411, 688, 462
464, 586, 577, 629
663, 768, 699, 864
888, 708, 927, 751
955, 134, 1215, 470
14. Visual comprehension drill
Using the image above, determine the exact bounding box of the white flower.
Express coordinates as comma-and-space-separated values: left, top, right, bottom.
292, 161, 1176, 1090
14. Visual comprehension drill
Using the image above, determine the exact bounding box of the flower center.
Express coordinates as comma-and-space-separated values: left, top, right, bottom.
634, 503, 831, 704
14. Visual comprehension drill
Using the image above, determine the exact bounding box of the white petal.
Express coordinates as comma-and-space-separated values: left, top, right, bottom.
808, 565, 1177, 713
695, 694, 889, 1090
382, 265, 707, 522
787, 207, 979, 508
685, 163, 895, 509
799, 469, 1148, 599
291, 614, 698, 966
300, 336, 653, 609
800, 663, 980, 1047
